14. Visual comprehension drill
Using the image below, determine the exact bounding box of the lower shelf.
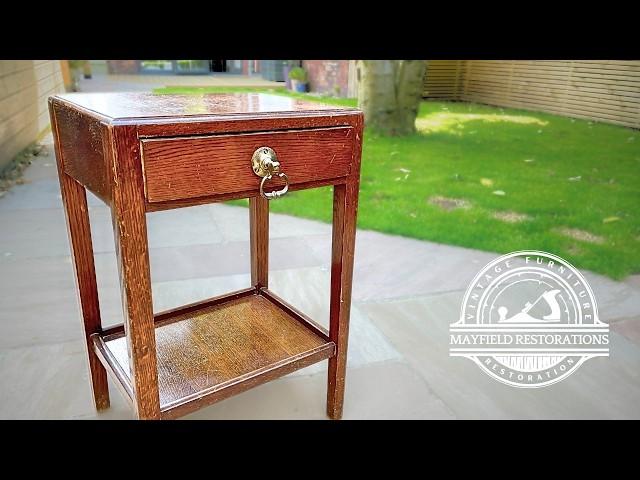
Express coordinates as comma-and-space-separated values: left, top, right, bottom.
93, 288, 334, 418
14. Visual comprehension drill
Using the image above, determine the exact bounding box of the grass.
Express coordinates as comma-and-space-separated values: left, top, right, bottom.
154, 86, 640, 279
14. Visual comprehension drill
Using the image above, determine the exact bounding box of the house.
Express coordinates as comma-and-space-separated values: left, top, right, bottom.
103, 60, 359, 96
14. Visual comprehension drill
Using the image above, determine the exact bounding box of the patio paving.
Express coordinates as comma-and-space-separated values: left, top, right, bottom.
1, 133, 640, 420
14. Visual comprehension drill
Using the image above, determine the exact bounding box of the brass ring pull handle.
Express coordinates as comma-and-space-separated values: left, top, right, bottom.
260, 172, 289, 200
252, 146, 289, 201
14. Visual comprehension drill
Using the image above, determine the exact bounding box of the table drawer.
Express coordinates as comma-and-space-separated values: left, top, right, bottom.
141, 127, 354, 203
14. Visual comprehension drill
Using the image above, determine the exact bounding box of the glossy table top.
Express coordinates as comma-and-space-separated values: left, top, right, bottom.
54, 92, 356, 120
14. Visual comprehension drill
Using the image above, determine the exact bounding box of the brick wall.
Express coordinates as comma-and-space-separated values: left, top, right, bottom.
107, 60, 140, 74
303, 60, 351, 97
0, 60, 66, 171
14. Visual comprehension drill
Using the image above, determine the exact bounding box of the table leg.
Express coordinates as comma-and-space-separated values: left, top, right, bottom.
49, 100, 111, 413
327, 181, 359, 419
110, 125, 161, 420
56, 170, 110, 411
250, 196, 269, 289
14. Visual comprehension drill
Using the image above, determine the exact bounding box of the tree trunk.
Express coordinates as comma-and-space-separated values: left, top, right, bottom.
356, 60, 426, 136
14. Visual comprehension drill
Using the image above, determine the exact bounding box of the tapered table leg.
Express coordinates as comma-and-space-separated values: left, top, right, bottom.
327, 181, 359, 419
55, 165, 110, 411
250, 196, 269, 289
110, 125, 161, 419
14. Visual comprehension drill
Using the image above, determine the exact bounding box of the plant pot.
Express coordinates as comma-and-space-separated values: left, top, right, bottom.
291, 79, 308, 93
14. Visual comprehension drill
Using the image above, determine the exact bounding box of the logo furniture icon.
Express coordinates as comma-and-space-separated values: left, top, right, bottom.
450, 250, 609, 387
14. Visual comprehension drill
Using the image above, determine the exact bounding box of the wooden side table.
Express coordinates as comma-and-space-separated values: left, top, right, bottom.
49, 93, 363, 420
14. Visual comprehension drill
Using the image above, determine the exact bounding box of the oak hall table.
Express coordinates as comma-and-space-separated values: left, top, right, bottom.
48, 93, 363, 420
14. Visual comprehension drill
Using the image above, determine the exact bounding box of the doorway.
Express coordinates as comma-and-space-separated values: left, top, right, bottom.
139, 60, 227, 75
210, 60, 227, 73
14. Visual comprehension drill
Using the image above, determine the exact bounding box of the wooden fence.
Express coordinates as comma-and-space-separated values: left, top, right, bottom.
423, 60, 640, 129
1, 61, 66, 170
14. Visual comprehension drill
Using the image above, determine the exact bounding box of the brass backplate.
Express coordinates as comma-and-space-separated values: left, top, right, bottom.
251, 146, 280, 178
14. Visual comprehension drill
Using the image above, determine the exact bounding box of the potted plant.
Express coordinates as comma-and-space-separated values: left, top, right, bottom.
283, 60, 300, 89
288, 67, 308, 93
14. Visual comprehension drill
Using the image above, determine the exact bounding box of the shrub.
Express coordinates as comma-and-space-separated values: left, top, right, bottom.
288, 67, 308, 82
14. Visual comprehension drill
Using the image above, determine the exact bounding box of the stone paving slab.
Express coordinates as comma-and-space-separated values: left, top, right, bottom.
0, 340, 92, 419
610, 316, 640, 346
181, 361, 455, 420
360, 292, 640, 419
72, 360, 455, 420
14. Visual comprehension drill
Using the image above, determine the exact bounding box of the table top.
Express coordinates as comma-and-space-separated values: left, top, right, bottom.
53, 92, 357, 121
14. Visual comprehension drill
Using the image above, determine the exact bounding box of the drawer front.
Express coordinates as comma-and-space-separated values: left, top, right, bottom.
141, 127, 354, 203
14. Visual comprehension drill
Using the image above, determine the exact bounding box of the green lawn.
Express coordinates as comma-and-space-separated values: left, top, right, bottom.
154, 86, 640, 279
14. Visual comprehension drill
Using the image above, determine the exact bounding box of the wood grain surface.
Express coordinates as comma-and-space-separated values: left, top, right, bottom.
137, 114, 361, 138
92, 333, 134, 405
141, 127, 354, 203
50, 99, 111, 204
108, 125, 161, 419
54, 92, 355, 119
327, 114, 363, 420
100, 288, 256, 339
50, 100, 110, 411
260, 288, 330, 339
51, 92, 362, 137
250, 196, 269, 288
103, 294, 334, 415
145, 177, 345, 212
